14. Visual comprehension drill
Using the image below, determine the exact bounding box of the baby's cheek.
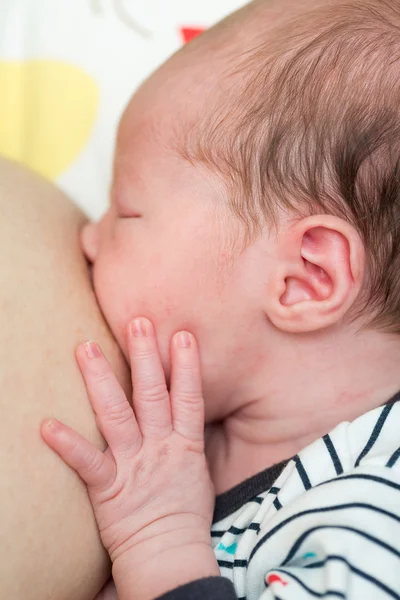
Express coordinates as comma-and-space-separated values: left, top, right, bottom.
92, 266, 124, 334
157, 291, 178, 319
81, 222, 99, 263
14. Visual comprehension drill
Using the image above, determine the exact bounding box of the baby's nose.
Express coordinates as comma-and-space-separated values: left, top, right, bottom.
81, 222, 99, 263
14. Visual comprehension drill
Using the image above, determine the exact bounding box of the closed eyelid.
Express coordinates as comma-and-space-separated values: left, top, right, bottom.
116, 204, 142, 218
116, 207, 143, 219
117, 213, 142, 220
111, 180, 137, 211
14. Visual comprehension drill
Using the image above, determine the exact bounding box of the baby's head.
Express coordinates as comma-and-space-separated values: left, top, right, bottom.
82, 0, 400, 422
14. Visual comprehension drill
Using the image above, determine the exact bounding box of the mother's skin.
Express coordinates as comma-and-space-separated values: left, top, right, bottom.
0, 157, 130, 600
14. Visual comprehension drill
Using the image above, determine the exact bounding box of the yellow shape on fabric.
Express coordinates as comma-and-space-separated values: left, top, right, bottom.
0, 60, 99, 179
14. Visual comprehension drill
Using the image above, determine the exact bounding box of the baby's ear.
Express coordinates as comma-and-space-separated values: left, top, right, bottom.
264, 215, 365, 333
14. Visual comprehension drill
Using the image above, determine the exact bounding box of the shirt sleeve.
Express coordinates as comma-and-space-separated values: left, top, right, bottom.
252, 465, 400, 600
154, 576, 237, 600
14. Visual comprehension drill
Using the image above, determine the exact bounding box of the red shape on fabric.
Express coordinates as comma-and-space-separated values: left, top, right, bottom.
180, 27, 205, 44
267, 574, 288, 586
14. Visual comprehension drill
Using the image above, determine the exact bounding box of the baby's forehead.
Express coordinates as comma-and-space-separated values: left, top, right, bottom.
114, 71, 213, 179
114, 0, 339, 182
117, 1, 278, 147
117, 0, 313, 131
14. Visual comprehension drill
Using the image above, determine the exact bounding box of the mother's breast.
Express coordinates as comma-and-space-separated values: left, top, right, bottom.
0, 157, 130, 600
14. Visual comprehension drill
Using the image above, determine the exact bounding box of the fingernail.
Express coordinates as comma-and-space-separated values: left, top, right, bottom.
130, 318, 147, 337
177, 331, 192, 349
45, 419, 60, 431
84, 341, 102, 359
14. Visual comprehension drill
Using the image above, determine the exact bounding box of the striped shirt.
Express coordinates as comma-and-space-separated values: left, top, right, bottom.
157, 394, 400, 600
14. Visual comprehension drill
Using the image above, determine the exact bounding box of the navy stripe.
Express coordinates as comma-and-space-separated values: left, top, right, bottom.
225, 522, 265, 535
316, 472, 400, 492
249, 501, 400, 563
273, 496, 283, 510
218, 558, 248, 569
230, 525, 245, 535
355, 403, 394, 467
294, 455, 312, 490
218, 560, 234, 569
252, 496, 263, 505
235, 560, 247, 568
269, 486, 280, 495
306, 561, 329, 568
303, 555, 400, 599
387, 446, 400, 468
282, 524, 400, 565
322, 434, 343, 475
211, 530, 225, 537
267, 568, 345, 598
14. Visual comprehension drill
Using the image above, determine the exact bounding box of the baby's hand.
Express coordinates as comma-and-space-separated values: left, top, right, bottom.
41, 318, 215, 576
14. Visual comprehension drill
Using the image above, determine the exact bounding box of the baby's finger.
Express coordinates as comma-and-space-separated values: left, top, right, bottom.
170, 332, 204, 442
127, 318, 172, 438
76, 342, 142, 457
41, 419, 115, 489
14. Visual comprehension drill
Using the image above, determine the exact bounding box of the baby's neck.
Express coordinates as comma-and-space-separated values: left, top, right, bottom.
204, 421, 298, 496
205, 391, 393, 496
205, 410, 332, 495
205, 329, 400, 496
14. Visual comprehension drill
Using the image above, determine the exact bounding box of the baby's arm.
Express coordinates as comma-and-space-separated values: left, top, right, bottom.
254, 462, 400, 599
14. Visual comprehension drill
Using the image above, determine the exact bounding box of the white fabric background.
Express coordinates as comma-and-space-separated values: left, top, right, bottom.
0, 0, 247, 219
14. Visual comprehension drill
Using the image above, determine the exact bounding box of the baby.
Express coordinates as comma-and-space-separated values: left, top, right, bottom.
42, 0, 400, 598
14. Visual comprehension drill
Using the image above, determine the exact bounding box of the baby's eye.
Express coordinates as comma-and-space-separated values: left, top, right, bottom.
111, 182, 141, 219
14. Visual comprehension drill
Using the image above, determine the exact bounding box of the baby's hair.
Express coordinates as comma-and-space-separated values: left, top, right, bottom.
181, 0, 400, 333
